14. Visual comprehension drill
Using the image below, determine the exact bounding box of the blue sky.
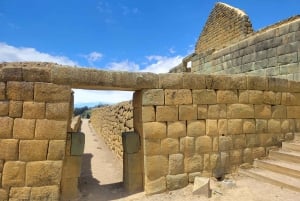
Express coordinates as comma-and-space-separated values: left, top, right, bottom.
0, 0, 299, 106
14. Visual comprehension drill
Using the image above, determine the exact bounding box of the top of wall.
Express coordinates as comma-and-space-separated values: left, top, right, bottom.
195, 2, 253, 54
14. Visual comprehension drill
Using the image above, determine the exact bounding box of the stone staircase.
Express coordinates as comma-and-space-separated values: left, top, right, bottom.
240, 133, 300, 192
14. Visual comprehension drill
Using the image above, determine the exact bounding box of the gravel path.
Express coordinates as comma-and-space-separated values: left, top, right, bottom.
77, 119, 300, 201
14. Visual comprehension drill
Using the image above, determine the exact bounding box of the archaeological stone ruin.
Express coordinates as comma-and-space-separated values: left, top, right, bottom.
0, 2, 299, 200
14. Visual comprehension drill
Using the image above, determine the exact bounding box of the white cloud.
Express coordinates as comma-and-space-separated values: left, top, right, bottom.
106, 60, 140, 72
84, 51, 103, 65
0, 42, 77, 66
169, 47, 176, 54
142, 55, 183, 73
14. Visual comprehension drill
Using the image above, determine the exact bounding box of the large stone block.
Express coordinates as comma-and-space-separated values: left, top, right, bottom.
19, 140, 48, 161
142, 106, 155, 122
218, 119, 228, 135
247, 76, 267, 90
145, 155, 168, 180
187, 120, 205, 137
23, 101, 45, 119
193, 89, 217, 104
166, 173, 188, 190
219, 136, 233, 151
227, 104, 254, 118
161, 138, 179, 155
60, 178, 79, 201
142, 89, 164, 106
248, 90, 264, 104
35, 119, 67, 140
156, 106, 178, 121
46, 102, 69, 120
272, 105, 286, 118
256, 119, 268, 133
144, 139, 161, 155
13, 118, 35, 139
0, 82, 5, 100
0, 189, 8, 201
179, 104, 197, 120
233, 134, 246, 149
169, 154, 184, 175
208, 104, 226, 119
62, 156, 82, 179
184, 155, 203, 173
243, 119, 256, 134
9, 101, 23, 118
252, 147, 266, 159
30, 185, 59, 201
195, 136, 212, 153
47, 140, 66, 160
183, 74, 206, 89
264, 91, 281, 105
239, 90, 249, 103
228, 119, 243, 135
217, 90, 238, 103
206, 120, 218, 136
2, 161, 26, 188
26, 161, 62, 186
143, 122, 166, 139
165, 89, 192, 105
9, 187, 31, 200
34, 83, 71, 102
230, 150, 242, 165
145, 177, 166, 195
7, 81, 34, 100
198, 105, 208, 119
159, 73, 183, 89
0, 101, 8, 116
243, 148, 253, 163
267, 119, 281, 133
167, 121, 186, 138
0, 139, 18, 160
287, 106, 300, 118
254, 105, 271, 118
0, 117, 13, 138
180, 136, 195, 156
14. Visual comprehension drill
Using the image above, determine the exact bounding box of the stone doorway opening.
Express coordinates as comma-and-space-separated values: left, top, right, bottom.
70, 89, 142, 200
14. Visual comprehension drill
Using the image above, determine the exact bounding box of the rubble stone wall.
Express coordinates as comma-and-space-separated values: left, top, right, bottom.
90, 101, 134, 159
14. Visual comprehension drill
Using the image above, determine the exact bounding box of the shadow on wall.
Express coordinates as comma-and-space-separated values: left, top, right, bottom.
78, 153, 126, 201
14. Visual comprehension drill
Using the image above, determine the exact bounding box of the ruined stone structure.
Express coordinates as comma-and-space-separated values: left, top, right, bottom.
90, 101, 133, 159
0, 2, 299, 200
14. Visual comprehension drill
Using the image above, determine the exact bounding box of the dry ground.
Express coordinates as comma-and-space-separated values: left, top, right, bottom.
77, 119, 300, 201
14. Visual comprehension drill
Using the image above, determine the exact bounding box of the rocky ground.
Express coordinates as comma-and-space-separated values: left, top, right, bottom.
77, 119, 299, 201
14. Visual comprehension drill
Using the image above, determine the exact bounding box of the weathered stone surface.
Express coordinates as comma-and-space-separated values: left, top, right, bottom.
165, 89, 192, 105
252, 147, 265, 159
166, 174, 188, 190
0, 189, 8, 201
0, 139, 18, 160
35, 119, 67, 140
233, 134, 246, 149
184, 155, 203, 172
26, 161, 62, 186
254, 105, 271, 118
192, 177, 211, 197
195, 136, 212, 153
230, 150, 242, 165
145, 155, 168, 180
219, 136, 233, 151
0, 82, 5, 100
62, 156, 82, 179
2, 161, 26, 188
0, 117, 13, 138
34, 83, 71, 102
46, 102, 69, 120
9, 187, 31, 200
183, 74, 206, 89
7, 81, 34, 100
227, 104, 254, 118
156, 106, 178, 121
161, 138, 179, 154
144, 139, 161, 155
256, 119, 268, 133
167, 121, 186, 138
143, 122, 166, 139
248, 90, 264, 104
246, 134, 260, 148
188, 172, 202, 183
187, 120, 205, 137
217, 90, 238, 103
13, 118, 35, 139
206, 119, 218, 135
180, 136, 195, 156
243, 148, 253, 163
247, 76, 267, 90
198, 105, 208, 119
159, 73, 183, 89
264, 91, 281, 105
0, 101, 8, 116
19, 140, 48, 161
218, 119, 228, 135
61, 178, 79, 201
169, 154, 184, 175
30, 185, 59, 201
268, 119, 281, 133
142, 106, 155, 122
145, 177, 166, 195
142, 89, 164, 105
287, 106, 300, 118
228, 119, 243, 134
193, 89, 217, 104
272, 105, 286, 118
23, 101, 45, 119
208, 104, 226, 119
9, 101, 23, 117
47, 140, 66, 160
179, 104, 197, 120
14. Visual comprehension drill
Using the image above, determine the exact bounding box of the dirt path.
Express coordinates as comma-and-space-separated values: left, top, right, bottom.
77, 119, 300, 201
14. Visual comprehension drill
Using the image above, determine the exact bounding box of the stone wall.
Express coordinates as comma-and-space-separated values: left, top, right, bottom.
195, 2, 253, 54
90, 101, 134, 159
192, 17, 300, 80
138, 74, 300, 194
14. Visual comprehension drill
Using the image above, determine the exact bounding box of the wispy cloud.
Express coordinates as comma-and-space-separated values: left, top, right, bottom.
169, 47, 176, 54
0, 42, 77, 66
83, 51, 103, 65
121, 5, 139, 16
106, 60, 140, 72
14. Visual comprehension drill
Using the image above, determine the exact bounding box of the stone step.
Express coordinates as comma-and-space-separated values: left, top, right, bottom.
254, 159, 300, 178
239, 168, 300, 192
269, 149, 300, 164
282, 141, 300, 152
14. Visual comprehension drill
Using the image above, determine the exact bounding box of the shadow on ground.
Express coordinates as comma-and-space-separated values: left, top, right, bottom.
78, 153, 128, 201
